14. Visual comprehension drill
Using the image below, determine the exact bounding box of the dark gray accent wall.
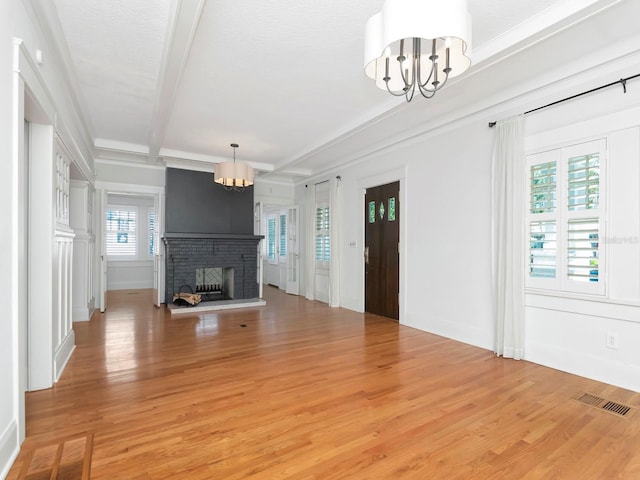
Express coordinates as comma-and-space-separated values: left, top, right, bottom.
165, 167, 254, 235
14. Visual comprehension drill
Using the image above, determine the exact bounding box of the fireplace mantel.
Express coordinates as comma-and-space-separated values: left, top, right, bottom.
163, 233, 264, 243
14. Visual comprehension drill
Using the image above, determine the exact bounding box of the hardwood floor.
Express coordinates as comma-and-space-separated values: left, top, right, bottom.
8, 286, 640, 479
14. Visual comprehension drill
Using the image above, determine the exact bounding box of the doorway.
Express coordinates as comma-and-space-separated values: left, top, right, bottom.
365, 181, 400, 320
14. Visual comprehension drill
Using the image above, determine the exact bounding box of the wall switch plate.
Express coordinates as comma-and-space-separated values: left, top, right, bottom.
606, 331, 619, 349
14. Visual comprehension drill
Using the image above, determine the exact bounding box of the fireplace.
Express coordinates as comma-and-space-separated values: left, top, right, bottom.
163, 233, 263, 303
195, 267, 234, 300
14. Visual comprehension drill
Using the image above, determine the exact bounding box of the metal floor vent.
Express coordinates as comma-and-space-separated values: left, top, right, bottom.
575, 392, 635, 418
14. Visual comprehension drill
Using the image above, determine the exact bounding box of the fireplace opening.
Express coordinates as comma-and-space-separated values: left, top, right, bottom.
195, 267, 234, 301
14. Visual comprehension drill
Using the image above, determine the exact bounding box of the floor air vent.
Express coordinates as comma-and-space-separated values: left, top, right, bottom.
575, 392, 635, 418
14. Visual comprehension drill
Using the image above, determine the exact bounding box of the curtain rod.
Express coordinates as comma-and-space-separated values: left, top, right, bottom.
305, 176, 341, 188
488, 72, 640, 128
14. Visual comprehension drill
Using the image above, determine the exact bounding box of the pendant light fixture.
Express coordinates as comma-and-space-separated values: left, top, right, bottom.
214, 143, 254, 191
364, 0, 472, 102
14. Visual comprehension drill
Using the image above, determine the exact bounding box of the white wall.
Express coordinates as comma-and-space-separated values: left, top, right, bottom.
295, 53, 640, 393
1, 0, 19, 458
254, 179, 295, 207
1, 1, 95, 476
523, 86, 640, 392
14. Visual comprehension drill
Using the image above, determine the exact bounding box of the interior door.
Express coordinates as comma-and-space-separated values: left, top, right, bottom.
153, 193, 165, 306
98, 189, 107, 312
254, 201, 264, 298
286, 205, 299, 295
365, 181, 400, 320
19, 119, 29, 437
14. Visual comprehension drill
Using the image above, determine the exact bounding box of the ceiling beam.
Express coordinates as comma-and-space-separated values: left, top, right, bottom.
147, 0, 206, 164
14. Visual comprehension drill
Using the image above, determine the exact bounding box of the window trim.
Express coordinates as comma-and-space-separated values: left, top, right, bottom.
525, 138, 606, 296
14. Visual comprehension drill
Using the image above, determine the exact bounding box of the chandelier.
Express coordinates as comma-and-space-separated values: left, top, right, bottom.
214, 143, 254, 191
364, 0, 472, 102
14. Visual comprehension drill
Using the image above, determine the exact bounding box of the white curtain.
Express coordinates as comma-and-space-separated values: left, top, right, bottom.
328, 178, 340, 307
305, 184, 316, 301
491, 115, 525, 359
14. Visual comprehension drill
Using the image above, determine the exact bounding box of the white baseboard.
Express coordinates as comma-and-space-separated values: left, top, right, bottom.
54, 331, 76, 382
526, 340, 640, 393
107, 280, 154, 290
72, 305, 91, 322
0, 421, 19, 480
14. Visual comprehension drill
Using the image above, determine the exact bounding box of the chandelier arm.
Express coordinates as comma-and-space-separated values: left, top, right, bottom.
418, 85, 438, 99
385, 81, 410, 97
416, 50, 435, 90
398, 46, 414, 88
404, 81, 416, 102
419, 68, 451, 96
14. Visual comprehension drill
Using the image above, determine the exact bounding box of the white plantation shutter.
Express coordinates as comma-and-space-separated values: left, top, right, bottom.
279, 213, 287, 257
567, 218, 600, 283
267, 216, 276, 261
530, 161, 557, 214
315, 205, 330, 265
568, 153, 600, 211
529, 220, 556, 279
564, 143, 603, 292
106, 209, 137, 257
525, 139, 605, 294
148, 211, 156, 256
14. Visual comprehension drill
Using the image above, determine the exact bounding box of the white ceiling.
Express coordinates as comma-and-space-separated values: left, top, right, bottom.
46, 0, 636, 181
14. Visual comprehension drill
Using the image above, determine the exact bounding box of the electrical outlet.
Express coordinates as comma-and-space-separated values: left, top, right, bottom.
606, 331, 619, 350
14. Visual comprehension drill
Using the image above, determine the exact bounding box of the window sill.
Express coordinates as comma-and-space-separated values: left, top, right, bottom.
525, 288, 640, 307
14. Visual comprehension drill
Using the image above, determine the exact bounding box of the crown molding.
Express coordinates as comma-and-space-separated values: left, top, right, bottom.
160, 147, 275, 172
471, 0, 622, 64
23, 0, 96, 155
95, 157, 166, 171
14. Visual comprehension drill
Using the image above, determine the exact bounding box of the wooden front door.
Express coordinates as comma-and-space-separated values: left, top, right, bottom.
365, 181, 399, 320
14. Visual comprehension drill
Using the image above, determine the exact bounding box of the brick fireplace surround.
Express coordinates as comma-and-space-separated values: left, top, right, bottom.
163, 233, 263, 303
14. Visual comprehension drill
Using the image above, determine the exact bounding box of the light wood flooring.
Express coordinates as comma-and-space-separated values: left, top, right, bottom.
8, 286, 640, 479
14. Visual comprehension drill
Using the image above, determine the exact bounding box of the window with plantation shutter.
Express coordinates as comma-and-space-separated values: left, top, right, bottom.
279, 213, 287, 258
106, 209, 137, 257
148, 211, 156, 256
267, 215, 276, 261
315, 204, 330, 266
526, 139, 605, 295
